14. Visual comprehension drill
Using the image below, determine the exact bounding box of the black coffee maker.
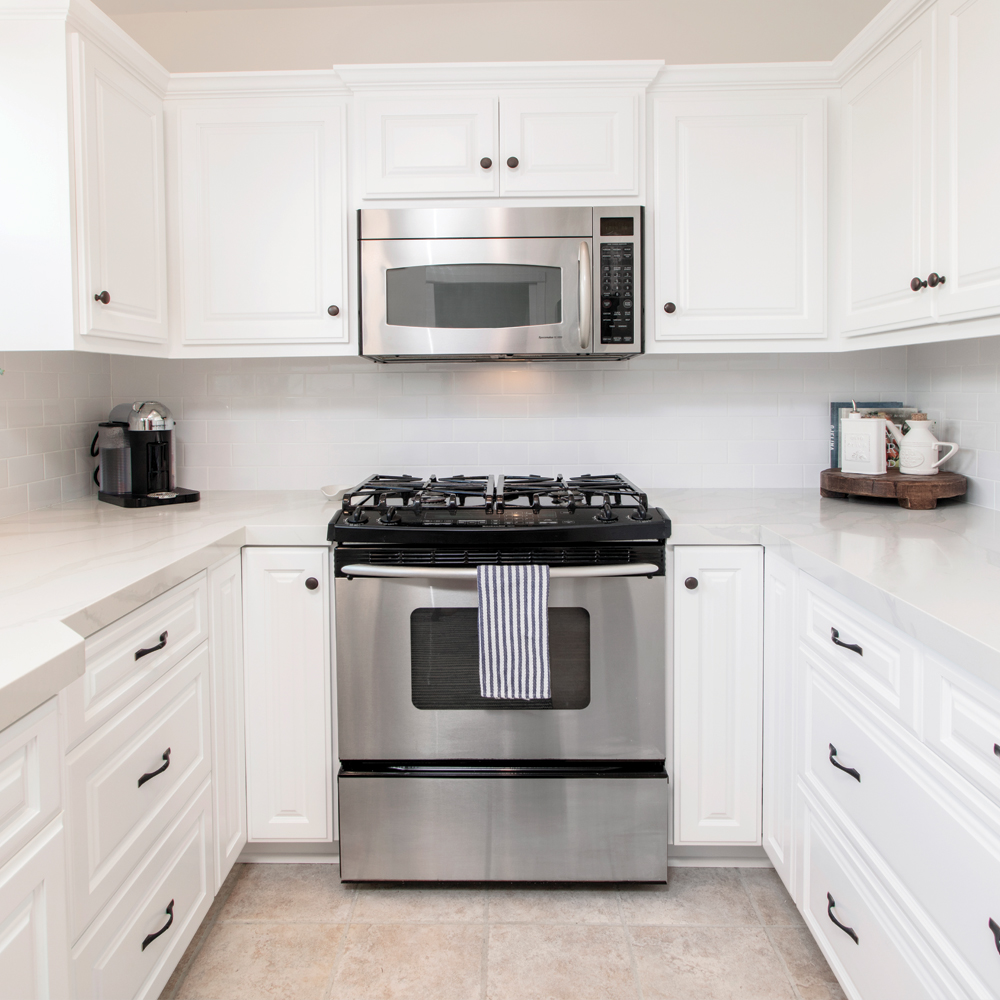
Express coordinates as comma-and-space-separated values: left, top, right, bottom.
92, 401, 200, 507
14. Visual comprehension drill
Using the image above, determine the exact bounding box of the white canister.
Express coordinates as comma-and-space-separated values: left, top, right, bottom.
840, 413, 887, 474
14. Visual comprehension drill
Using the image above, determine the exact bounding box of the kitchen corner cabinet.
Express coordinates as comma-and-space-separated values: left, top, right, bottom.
359, 91, 640, 199
72, 33, 168, 347
841, 0, 1000, 338
242, 547, 334, 842
652, 94, 826, 343
208, 555, 246, 890
762, 551, 798, 891
673, 545, 763, 846
169, 101, 349, 350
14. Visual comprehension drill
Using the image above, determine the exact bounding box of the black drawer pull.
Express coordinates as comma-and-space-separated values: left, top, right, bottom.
990, 917, 1000, 956
827, 892, 859, 944
141, 899, 174, 951
138, 748, 171, 788
135, 631, 168, 660
994, 743, 999, 759
829, 743, 861, 782
831, 627, 863, 656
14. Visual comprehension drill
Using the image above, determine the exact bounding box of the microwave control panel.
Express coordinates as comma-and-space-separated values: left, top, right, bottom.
595, 209, 642, 350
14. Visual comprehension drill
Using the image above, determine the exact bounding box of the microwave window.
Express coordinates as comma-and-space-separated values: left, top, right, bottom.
385, 264, 562, 329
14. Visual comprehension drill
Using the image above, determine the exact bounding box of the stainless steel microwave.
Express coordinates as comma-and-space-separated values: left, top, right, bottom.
358, 206, 643, 361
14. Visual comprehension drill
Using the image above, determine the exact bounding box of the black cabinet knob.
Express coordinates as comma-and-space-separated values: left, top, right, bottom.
910, 277, 927, 291
94, 290, 110, 304
506, 156, 519, 169
664, 302, 676, 314
480, 157, 493, 169
327, 305, 339, 316
684, 577, 698, 590
305, 577, 319, 590
927, 272, 946, 287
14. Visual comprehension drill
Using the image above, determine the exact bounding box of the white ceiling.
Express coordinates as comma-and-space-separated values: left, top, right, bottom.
96, 0, 579, 13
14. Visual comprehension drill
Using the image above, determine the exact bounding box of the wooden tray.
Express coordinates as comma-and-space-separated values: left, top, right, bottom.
820, 468, 967, 509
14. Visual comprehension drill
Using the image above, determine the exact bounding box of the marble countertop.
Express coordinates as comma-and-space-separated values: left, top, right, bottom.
2, 489, 999, 729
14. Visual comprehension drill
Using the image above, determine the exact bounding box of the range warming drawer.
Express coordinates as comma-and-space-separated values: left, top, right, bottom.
338, 765, 669, 882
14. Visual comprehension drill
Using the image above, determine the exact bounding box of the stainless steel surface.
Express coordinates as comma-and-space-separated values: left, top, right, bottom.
338, 772, 669, 881
335, 573, 666, 761
578, 240, 592, 350
360, 206, 593, 241
96, 424, 131, 494
339, 563, 660, 580
126, 400, 174, 431
362, 236, 589, 358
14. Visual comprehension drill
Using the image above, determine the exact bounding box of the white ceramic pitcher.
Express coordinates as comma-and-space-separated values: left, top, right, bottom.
887, 419, 959, 475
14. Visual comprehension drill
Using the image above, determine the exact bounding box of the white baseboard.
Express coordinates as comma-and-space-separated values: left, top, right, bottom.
668, 844, 773, 868
238, 841, 340, 864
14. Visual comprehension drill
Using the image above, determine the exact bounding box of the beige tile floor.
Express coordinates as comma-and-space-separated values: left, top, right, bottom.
160, 864, 846, 1000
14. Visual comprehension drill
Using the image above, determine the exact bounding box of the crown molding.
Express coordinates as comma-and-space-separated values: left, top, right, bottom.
831, 0, 935, 82
165, 69, 351, 100
648, 61, 838, 93
334, 59, 664, 92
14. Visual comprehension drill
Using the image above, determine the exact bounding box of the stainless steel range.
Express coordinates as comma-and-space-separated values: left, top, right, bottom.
328, 473, 670, 882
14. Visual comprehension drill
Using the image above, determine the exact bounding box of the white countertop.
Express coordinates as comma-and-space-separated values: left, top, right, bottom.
2, 489, 999, 729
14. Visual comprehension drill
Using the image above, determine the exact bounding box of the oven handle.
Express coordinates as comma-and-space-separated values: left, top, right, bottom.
339, 563, 660, 580
579, 240, 592, 350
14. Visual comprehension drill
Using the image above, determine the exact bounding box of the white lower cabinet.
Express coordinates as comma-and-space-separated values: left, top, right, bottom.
208, 555, 246, 889
673, 545, 763, 845
242, 547, 333, 842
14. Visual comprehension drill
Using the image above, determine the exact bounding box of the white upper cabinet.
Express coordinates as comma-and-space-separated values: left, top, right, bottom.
840, 9, 936, 337
357, 90, 640, 200
73, 34, 168, 346
361, 96, 499, 197
499, 94, 638, 197
652, 94, 826, 341
934, 0, 1000, 322
171, 100, 348, 348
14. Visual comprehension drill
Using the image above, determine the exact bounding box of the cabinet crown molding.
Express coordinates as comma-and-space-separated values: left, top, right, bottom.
334, 59, 664, 92
166, 69, 351, 100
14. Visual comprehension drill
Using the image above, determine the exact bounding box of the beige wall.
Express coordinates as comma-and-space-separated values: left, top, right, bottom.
109, 0, 889, 73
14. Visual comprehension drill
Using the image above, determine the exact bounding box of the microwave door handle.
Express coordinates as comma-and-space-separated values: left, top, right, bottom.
339, 563, 659, 580
578, 240, 592, 350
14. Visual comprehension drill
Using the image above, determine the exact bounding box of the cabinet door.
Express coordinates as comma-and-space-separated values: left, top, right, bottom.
762, 552, 797, 893
174, 101, 347, 345
361, 96, 498, 197
673, 545, 763, 845
653, 95, 825, 341
499, 94, 638, 197
934, 0, 1000, 322
208, 555, 245, 888
72, 34, 168, 345
840, 10, 936, 336
0, 819, 69, 1000
242, 547, 332, 842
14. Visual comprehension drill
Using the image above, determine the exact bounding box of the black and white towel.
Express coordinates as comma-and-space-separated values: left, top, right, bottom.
477, 563, 550, 700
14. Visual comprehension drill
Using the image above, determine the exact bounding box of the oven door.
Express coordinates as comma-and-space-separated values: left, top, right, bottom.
360, 237, 593, 358
335, 566, 665, 761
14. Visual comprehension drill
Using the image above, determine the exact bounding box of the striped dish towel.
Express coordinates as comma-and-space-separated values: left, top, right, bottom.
477, 564, 551, 700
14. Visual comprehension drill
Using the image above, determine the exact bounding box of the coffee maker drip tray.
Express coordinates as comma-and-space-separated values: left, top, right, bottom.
98, 487, 201, 508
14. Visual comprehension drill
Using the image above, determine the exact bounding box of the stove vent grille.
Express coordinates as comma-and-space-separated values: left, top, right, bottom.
337, 546, 663, 571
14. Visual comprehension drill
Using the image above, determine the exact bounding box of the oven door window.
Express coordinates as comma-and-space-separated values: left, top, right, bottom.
386, 264, 562, 329
411, 608, 590, 710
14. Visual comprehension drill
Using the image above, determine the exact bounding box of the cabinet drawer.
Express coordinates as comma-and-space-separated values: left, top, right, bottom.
65, 574, 208, 749
0, 699, 60, 870
925, 652, 1000, 806
804, 654, 1000, 996
72, 781, 213, 1000
799, 573, 920, 731
800, 799, 942, 1000
66, 645, 211, 940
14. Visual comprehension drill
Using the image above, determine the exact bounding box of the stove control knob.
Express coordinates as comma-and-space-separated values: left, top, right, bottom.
305, 577, 319, 591
684, 577, 698, 590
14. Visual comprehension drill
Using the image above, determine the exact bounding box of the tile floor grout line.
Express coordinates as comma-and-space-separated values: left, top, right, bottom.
160, 862, 245, 1000
320, 872, 358, 1000
735, 868, 804, 1000
616, 886, 645, 1000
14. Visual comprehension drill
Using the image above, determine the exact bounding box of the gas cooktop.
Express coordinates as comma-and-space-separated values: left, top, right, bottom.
327, 473, 670, 546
